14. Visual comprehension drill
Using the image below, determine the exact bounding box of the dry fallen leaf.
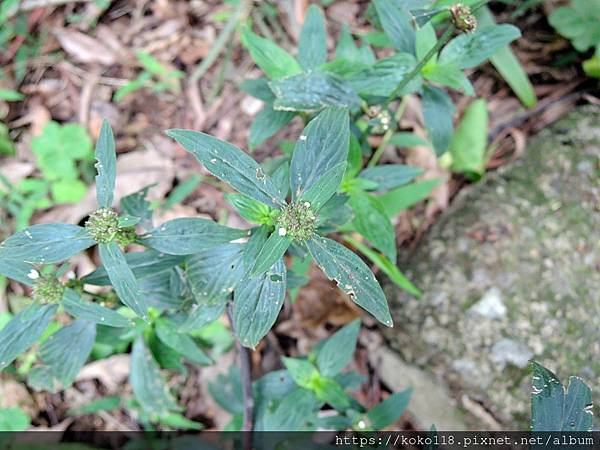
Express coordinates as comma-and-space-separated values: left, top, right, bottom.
76, 354, 130, 392
54, 29, 116, 65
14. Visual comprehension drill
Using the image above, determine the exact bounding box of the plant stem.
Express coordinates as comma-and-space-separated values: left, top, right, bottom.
368, 96, 409, 168
382, 24, 455, 110
226, 301, 254, 432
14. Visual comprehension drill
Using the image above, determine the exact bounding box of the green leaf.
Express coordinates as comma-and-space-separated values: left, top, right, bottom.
158, 412, 204, 430
130, 336, 179, 416
283, 357, 319, 388
0, 259, 37, 285
439, 25, 521, 70
99, 242, 148, 321
94, 120, 117, 208
349, 193, 396, 263
83, 250, 185, 285
449, 99, 489, 178
373, 0, 415, 54
0, 88, 24, 102
388, 132, 430, 148
348, 53, 420, 98
290, 108, 350, 201
187, 243, 245, 303
61, 288, 132, 328
120, 185, 153, 230
366, 389, 412, 430
298, 5, 328, 70
531, 362, 593, 431
262, 388, 318, 431
225, 193, 275, 225
163, 175, 202, 210
270, 71, 361, 112
307, 235, 392, 326
233, 258, 286, 348
50, 178, 87, 204
155, 317, 212, 365
0, 407, 30, 431
477, 6, 536, 108
378, 178, 443, 218
165, 129, 285, 208
333, 25, 375, 69
0, 303, 57, 371
240, 77, 275, 101
548, 1, 600, 53
316, 319, 360, 377
0, 224, 94, 264
38, 319, 96, 389
68, 396, 121, 415
240, 28, 302, 79
422, 85, 455, 155
312, 376, 351, 411
422, 62, 474, 95
416, 21, 438, 65
141, 218, 247, 255
359, 165, 423, 192
179, 302, 225, 333
249, 105, 295, 150
300, 161, 347, 212
251, 232, 293, 277
345, 236, 421, 297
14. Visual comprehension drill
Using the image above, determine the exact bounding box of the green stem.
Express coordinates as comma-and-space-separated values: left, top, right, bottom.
382, 24, 455, 109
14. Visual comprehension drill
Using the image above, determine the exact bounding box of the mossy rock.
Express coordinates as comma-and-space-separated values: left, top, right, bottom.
385, 106, 600, 428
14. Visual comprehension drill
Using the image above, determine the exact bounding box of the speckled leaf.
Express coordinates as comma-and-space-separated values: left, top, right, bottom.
179, 301, 226, 333
155, 317, 212, 366
374, 0, 415, 54
99, 242, 148, 321
233, 258, 286, 349
83, 250, 185, 286
307, 235, 392, 326
130, 336, 180, 415
140, 218, 247, 255
270, 72, 361, 113
300, 161, 347, 212
531, 362, 593, 431
0, 224, 95, 264
61, 288, 131, 328
422, 85, 455, 155
0, 259, 37, 285
94, 119, 117, 208
251, 233, 293, 277
348, 54, 420, 98
290, 108, 350, 201
298, 5, 327, 70
165, 129, 285, 208
0, 303, 57, 371
440, 25, 521, 70
186, 243, 245, 303
120, 185, 153, 230
39, 319, 96, 388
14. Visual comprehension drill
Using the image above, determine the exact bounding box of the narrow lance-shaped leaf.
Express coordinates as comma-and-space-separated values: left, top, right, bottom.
240, 28, 302, 80
249, 105, 295, 150
359, 164, 423, 192
316, 319, 360, 377
99, 242, 148, 321
120, 185, 153, 230
374, 0, 415, 54
155, 317, 212, 365
290, 108, 350, 201
422, 85, 455, 155
0, 303, 57, 371
61, 288, 132, 328
140, 218, 248, 256
0, 224, 95, 264
130, 336, 180, 416
300, 161, 347, 212
94, 119, 117, 208
366, 389, 412, 430
179, 302, 226, 333
233, 258, 286, 349
38, 319, 96, 389
307, 235, 392, 326
449, 98, 489, 178
0, 259, 37, 285
298, 5, 328, 70
251, 233, 293, 277
165, 129, 285, 208
347, 53, 420, 98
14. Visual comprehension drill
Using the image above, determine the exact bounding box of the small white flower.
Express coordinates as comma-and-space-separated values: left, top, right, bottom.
303, 201, 311, 208
357, 420, 366, 429
278, 227, 287, 237
27, 269, 39, 280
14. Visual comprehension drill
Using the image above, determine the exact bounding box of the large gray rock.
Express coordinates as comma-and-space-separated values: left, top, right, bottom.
385, 106, 600, 428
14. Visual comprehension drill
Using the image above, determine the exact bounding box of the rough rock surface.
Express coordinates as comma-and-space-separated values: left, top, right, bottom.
384, 106, 600, 428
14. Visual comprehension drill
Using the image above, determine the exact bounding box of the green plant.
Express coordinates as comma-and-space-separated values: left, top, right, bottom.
30, 121, 93, 204
114, 51, 184, 101
0, 175, 52, 232
549, 0, 600, 79
210, 320, 411, 431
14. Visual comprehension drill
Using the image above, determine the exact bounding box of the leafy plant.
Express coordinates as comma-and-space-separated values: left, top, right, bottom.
549, 0, 600, 79
114, 51, 184, 101
210, 319, 411, 431
30, 121, 93, 204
